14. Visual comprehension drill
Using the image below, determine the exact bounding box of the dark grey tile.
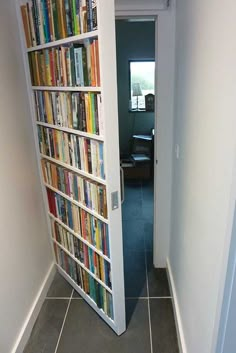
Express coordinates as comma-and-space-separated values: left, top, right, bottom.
124, 250, 147, 297
124, 183, 142, 201
122, 200, 142, 221
144, 222, 153, 251
72, 290, 82, 298
57, 299, 151, 353
122, 220, 145, 251
23, 299, 68, 353
142, 183, 154, 202
150, 299, 179, 353
142, 204, 153, 222
147, 253, 170, 297
47, 272, 73, 298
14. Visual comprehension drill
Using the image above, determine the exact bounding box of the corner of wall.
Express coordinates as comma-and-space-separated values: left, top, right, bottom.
11, 263, 56, 353
166, 257, 187, 353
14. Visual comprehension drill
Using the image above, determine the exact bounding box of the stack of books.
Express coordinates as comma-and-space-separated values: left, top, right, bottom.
35, 91, 103, 135
53, 220, 111, 288
47, 189, 110, 257
38, 126, 105, 179
41, 160, 107, 217
54, 243, 113, 319
29, 40, 100, 87
21, 0, 97, 48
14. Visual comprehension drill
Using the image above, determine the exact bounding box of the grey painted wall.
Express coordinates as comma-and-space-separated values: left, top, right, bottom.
115, 20, 155, 156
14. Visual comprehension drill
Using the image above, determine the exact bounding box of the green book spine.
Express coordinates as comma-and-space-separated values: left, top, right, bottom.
70, 0, 78, 34
52, 0, 59, 40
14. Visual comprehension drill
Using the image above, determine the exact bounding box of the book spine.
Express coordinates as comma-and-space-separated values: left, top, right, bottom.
21, 5, 32, 48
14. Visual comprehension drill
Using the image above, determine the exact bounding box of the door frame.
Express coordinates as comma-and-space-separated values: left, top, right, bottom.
115, 3, 176, 268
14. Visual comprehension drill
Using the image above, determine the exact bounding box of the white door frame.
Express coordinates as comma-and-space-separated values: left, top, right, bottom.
115, 3, 176, 268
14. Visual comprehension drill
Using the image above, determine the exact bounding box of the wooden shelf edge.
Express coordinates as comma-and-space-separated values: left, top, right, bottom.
32, 86, 101, 92
49, 212, 110, 262
27, 30, 99, 52
40, 154, 106, 185
36, 122, 104, 142
54, 239, 112, 293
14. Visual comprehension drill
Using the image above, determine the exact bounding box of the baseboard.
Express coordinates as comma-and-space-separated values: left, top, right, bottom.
11, 262, 56, 353
166, 258, 187, 353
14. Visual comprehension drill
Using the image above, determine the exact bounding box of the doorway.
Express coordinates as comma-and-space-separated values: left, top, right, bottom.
115, 18, 157, 302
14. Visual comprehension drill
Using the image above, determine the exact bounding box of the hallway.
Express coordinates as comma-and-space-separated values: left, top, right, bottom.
23, 181, 179, 353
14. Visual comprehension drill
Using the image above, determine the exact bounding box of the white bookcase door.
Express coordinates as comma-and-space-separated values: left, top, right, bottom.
16, 0, 126, 336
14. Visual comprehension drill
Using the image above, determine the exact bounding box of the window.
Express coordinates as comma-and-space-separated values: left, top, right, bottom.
129, 60, 155, 111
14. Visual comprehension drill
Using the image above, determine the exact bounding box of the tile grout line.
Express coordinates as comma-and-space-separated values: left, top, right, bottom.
144, 227, 154, 353
54, 289, 74, 353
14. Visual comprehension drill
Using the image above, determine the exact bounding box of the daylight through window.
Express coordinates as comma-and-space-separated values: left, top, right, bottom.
130, 61, 155, 110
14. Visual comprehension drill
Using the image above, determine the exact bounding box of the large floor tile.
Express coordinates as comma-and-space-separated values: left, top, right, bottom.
122, 220, 145, 251
142, 204, 154, 222
124, 250, 147, 297
144, 222, 153, 251
150, 299, 179, 353
124, 182, 142, 201
57, 299, 151, 353
23, 299, 68, 353
47, 272, 73, 298
146, 253, 170, 297
122, 200, 142, 221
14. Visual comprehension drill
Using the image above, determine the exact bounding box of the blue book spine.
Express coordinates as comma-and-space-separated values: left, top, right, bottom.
99, 143, 105, 179
67, 201, 73, 229
78, 48, 84, 86
73, 174, 78, 200
41, 0, 50, 43
105, 224, 110, 257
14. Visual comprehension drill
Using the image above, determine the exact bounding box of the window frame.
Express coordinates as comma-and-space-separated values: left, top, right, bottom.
128, 59, 155, 112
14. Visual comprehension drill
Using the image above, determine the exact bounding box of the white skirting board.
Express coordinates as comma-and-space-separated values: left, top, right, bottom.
166, 258, 187, 353
11, 263, 56, 353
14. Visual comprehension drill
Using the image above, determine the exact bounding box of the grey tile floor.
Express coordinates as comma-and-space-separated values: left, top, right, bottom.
24, 179, 179, 353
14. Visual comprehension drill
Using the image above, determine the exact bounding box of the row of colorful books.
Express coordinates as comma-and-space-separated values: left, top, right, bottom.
29, 40, 100, 87
47, 189, 110, 257
38, 126, 105, 179
42, 159, 107, 217
54, 244, 113, 319
52, 220, 111, 288
35, 90, 103, 135
21, 0, 97, 48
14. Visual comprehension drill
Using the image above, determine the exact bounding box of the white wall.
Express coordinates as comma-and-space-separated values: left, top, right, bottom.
153, 1, 176, 267
169, 0, 236, 352
0, 1, 53, 352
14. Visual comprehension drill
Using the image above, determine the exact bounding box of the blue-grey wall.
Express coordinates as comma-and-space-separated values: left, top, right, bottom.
115, 20, 155, 156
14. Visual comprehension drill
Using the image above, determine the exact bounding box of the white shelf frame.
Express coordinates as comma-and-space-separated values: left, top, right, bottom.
53, 239, 112, 293
57, 264, 116, 327
27, 30, 99, 52
36, 121, 104, 142
45, 182, 108, 224
41, 154, 106, 185
32, 86, 101, 92
49, 212, 110, 263
16, 0, 126, 335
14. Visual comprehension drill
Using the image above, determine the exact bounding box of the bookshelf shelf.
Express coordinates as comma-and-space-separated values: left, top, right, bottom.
37, 121, 104, 141
27, 30, 99, 52
49, 212, 110, 262
57, 264, 116, 327
41, 154, 106, 185
45, 183, 108, 223
32, 86, 101, 92
53, 238, 112, 293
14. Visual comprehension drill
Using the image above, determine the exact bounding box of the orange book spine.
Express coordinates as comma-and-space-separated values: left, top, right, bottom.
95, 39, 100, 86
20, 5, 32, 48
